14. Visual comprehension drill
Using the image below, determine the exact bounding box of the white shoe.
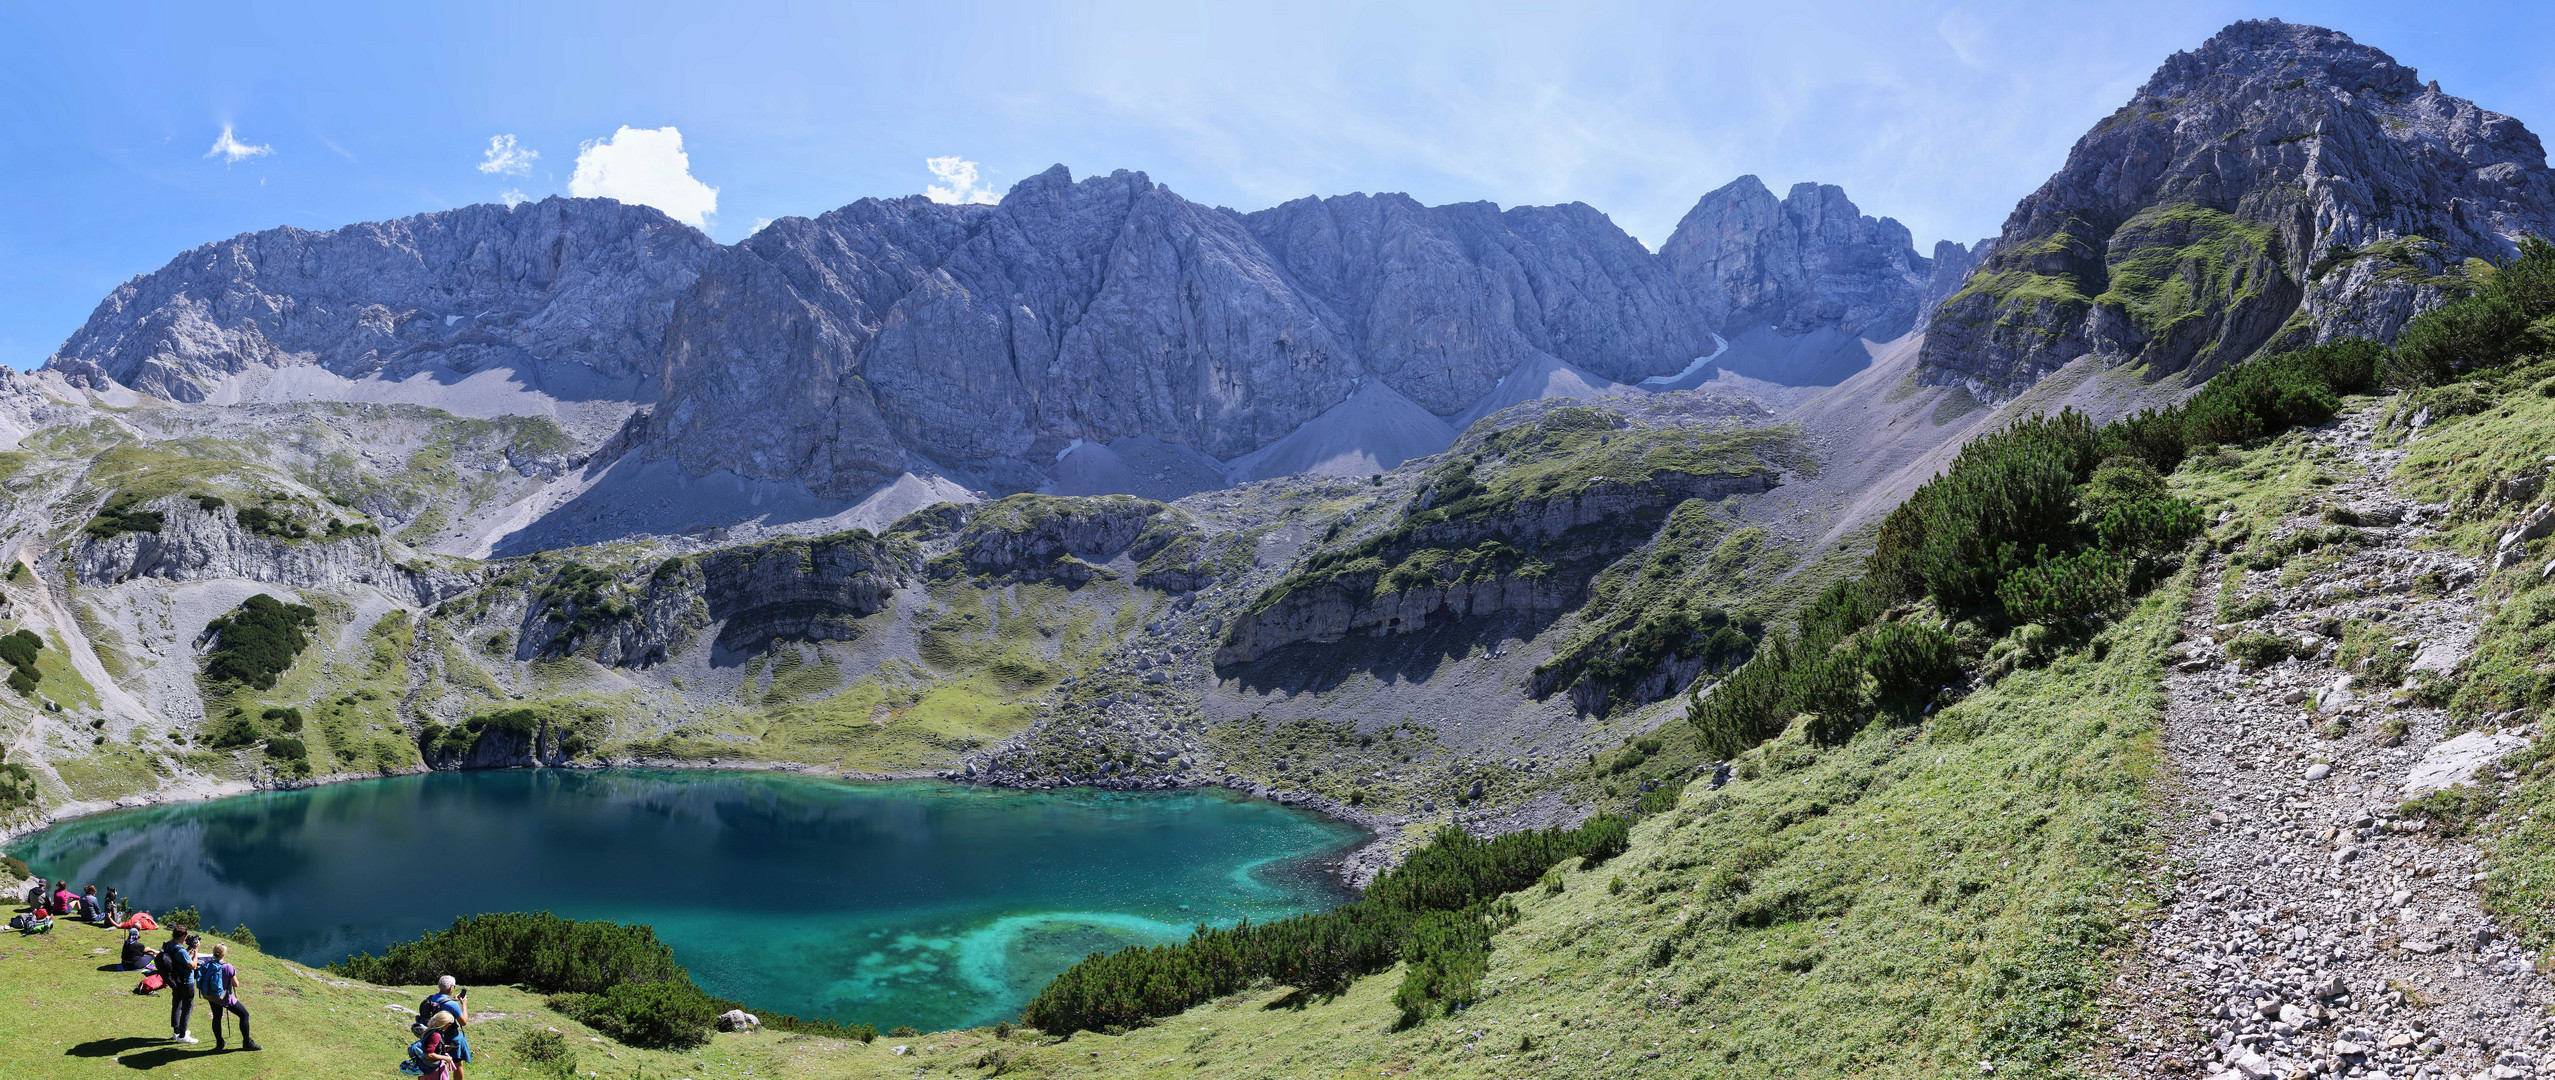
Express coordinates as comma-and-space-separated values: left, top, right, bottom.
178, 1035, 198, 1044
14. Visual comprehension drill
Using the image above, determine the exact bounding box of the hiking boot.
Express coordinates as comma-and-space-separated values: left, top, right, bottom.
242, 1041, 262, 1051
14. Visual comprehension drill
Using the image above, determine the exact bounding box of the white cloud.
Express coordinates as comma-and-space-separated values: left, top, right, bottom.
204, 126, 272, 165
478, 134, 539, 175
501, 189, 531, 208
751, 217, 775, 235
924, 156, 1001, 204
568, 126, 718, 227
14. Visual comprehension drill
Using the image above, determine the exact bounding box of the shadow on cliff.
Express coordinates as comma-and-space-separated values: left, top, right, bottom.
1213, 611, 1555, 698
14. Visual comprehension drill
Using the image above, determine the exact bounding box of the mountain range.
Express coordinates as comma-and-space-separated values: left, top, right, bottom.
3, 17, 2551, 839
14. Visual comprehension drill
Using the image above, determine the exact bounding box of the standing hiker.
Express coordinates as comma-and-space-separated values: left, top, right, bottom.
195, 943, 258, 1051
155, 928, 196, 1043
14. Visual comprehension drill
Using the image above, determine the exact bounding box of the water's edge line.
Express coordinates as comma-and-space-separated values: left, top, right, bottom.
1, 757, 1397, 889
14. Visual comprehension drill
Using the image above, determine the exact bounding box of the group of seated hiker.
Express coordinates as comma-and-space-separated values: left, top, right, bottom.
12, 877, 121, 928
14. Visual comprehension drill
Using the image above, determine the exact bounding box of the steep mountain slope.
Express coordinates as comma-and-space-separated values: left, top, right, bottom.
46, 169, 1934, 512
1921, 18, 2555, 401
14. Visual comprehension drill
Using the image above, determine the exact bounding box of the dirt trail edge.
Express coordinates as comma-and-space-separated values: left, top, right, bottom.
2101, 402, 2551, 1080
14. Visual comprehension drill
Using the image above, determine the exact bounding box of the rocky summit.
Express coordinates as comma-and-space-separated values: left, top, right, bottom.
1921, 19, 2555, 401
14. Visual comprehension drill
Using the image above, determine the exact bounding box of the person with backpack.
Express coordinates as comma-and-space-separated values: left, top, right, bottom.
194, 942, 258, 1051
155, 929, 197, 1043
413, 1010, 460, 1079
414, 977, 470, 1068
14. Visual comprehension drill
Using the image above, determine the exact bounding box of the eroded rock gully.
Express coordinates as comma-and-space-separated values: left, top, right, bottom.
2102, 406, 2549, 1080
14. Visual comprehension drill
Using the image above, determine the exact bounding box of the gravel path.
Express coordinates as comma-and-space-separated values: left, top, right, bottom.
2103, 406, 2550, 1080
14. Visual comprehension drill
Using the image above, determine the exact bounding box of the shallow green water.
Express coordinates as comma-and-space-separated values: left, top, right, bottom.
6, 770, 1365, 1030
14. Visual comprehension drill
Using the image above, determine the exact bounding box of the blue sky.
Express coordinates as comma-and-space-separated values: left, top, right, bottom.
8, 1, 2555, 369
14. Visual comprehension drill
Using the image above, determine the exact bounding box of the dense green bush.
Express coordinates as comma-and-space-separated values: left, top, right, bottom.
1997, 549, 2131, 625
552, 982, 721, 1051
2, 628, 43, 697
334, 912, 870, 1049
0, 763, 36, 813
201, 594, 318, 689
203, 715, 261, 750
1022, 814, 1630, 1034
333, 911, 693, 992
2392, 237, 2555, 386
1872, 410, 2098, 608
0, 629, 43, 669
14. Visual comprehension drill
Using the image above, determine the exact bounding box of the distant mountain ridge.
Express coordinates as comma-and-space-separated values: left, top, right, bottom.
46, 168, 1934, 499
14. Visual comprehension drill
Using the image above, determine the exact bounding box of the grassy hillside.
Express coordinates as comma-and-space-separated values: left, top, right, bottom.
5, 557, 2187, 1079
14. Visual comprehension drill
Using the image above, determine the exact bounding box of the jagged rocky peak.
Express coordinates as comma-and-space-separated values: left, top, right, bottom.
47, 197, 716, 403
1658, 175, 1933, 340
1920, 18, 2555, 401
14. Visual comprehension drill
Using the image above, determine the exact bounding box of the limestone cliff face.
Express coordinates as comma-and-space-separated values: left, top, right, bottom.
1217, 469, 1779, 665
71, 496, 474, 606
1919, 19, 2555, 400
1240, 194, 1714, 410
46, 199, 714, 402
46, 167, 1927, 502
939, 494, 1172, 582
541, 531, 909, 666
1918, 239, 1990, 329
1659, 177, 1933, 340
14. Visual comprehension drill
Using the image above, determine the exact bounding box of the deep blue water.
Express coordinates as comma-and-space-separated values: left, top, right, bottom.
5, 769, 1366, 1030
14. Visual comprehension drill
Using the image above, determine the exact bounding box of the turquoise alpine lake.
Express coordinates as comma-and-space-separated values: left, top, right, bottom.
5, 769, 1366, 1031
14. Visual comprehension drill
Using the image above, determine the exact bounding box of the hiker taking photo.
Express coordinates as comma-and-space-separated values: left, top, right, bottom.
154, 929, 196, 1044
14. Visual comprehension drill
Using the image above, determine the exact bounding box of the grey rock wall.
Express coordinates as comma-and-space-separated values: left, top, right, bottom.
49, 170, 1934, 501
48, 199, 715, 402
72, 496, 474, 606
1659, 176, 1934, 341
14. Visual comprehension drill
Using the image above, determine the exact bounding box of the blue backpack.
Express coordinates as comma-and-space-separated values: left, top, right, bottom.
191, 959, 231, 998
400, 1039, 430, 1075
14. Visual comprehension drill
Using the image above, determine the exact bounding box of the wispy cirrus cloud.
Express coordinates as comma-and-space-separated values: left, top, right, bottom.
204, 126, 272, 165
478, 134, 538, 175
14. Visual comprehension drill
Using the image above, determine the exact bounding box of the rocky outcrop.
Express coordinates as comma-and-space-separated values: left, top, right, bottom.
1919, 19, 2555, 401
1918, 238, 1990, 328
71, 496, 474, 606
47, 199, 715, 402
939, 494, 1172, 583
1217, 468, 1779, 664
1659, 176, 1933, 340
557, 531, 910, 665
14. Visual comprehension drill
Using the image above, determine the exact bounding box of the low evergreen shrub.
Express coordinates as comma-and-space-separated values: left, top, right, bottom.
201, 594, 318, 690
